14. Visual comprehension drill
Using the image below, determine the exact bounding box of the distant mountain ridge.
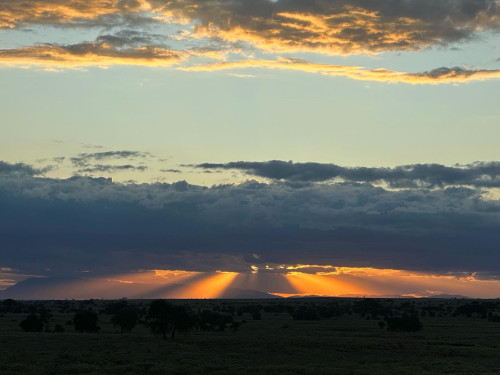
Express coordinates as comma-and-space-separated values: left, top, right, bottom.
0, 277, 280, 300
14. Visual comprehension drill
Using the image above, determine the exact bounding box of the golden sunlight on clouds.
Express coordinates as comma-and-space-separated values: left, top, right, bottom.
280, 266, 500, 298
193, 9, 426, 55
284, 272, 364, 297
0, 43, 184, 68
2, 0, 483, 56
0, 0, 117, 28
182, 58, 500, 84
6, 267, 500, 299
1, 1, 499, 83
169, 272, 238, 299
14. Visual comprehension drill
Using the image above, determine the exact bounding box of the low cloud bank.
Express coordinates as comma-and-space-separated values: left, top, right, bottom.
1, 160, 500, 278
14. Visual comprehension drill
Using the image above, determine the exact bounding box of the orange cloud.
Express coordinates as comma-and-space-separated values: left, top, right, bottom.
0, 0, 145, 29
0, 42, 184, 68
2, 1, 500, 55
192, 8, 430, 55
183, 1, 500, 55
181, 58, 500, 84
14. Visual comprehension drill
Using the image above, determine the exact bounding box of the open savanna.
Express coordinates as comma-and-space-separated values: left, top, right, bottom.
1, 298, 500, 375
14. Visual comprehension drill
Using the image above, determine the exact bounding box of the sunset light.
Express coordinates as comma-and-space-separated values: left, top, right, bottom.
2, 1, 500, 372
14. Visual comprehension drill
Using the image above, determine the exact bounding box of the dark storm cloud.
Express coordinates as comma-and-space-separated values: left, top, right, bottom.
194, 161, 500, 188
1, 160, 500, 278
0, 160, 39, 175
0, 160, 52, 175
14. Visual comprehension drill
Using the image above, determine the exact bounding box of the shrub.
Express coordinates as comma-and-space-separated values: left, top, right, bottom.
111, 306, 140, 333
54, 324, 65, 332
19, 313, 44, 332
147, 300, 193, 340
73, 309, 100, 332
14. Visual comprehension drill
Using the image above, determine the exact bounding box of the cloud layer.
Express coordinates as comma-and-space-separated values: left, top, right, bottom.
1, 0, 500, 83
184, 0, 500, 54
194, 160, 500, 188
0, 41, 183, 68
1, 160, 500, 279
183, 59, 500, 84
3, 0, 500, 53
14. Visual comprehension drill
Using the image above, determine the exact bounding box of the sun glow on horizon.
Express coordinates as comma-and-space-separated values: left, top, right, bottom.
5, 266, 500, 299
166, 271, 239, 298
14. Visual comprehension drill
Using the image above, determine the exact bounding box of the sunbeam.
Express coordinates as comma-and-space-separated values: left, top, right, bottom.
169, 271, 238, 298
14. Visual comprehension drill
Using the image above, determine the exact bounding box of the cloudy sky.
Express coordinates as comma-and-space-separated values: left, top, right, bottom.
1, 0, 500, 298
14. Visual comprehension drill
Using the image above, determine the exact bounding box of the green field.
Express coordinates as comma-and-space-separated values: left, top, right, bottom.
1, 298, 500, 375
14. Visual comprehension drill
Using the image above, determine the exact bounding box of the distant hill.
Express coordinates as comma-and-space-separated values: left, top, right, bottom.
426, 294, 472, 299
0, 277, 281, 300
219, 288, 280, 299
0, 277, 146, 300
337, 294, 413, 298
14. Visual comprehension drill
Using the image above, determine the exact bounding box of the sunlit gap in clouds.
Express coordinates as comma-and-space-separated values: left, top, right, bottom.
6, 266, 500, 299
166, 271, 238, 298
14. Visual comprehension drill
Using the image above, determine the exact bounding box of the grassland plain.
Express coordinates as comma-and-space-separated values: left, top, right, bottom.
1, 299, 500, 375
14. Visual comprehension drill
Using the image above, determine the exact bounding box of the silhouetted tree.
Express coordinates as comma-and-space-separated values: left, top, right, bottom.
37, 306, 53, 330
19, 313, 44, 332
292, 305, 320, 320
353, 299, 388, 319
73, 309, 100, 332
111, 306, 140, 333
104, 299, 129, 315
54, 324, 65, 332
251, 310, 261, 320
196, 310, 233, 331
147, 300, 192, 340
2, 299, 26, 313
230, 321, 241, 332
453, 301, 493, 319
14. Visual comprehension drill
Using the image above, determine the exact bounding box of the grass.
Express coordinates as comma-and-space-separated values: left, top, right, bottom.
1, 299, 500, 374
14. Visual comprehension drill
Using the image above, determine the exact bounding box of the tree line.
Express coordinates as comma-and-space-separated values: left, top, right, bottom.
3, 297, 500, 337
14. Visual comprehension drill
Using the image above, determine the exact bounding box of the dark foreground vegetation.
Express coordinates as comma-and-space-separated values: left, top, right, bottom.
2, 297, 500, 374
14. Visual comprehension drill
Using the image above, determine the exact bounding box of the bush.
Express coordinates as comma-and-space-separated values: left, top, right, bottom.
54, 324, 65, 332
251, 310, 261, 320
19, 313, 44, 332
147, 300, 193, 340
111, 306, 140, 333
73, 309, 100, 332
196, 310, 233, 331
292, 306, 320, 320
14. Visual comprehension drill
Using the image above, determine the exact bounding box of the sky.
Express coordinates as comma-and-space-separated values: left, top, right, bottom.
1, 0, 500, 298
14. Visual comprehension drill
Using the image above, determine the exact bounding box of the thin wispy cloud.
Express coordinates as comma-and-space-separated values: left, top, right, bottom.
182, 59, 500, 84
77, 164, 148, 173
71, 150, 151, 163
